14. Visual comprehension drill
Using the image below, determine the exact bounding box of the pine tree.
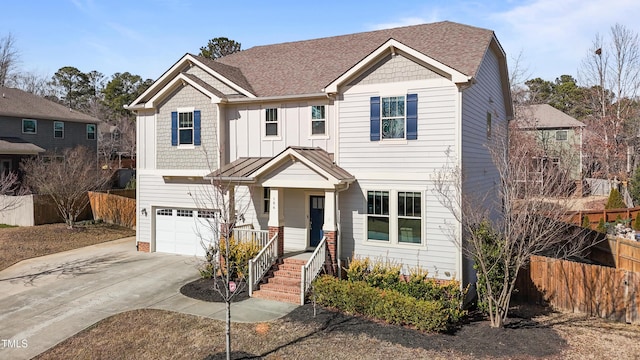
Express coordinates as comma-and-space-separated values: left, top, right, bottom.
605, 188, 627, 209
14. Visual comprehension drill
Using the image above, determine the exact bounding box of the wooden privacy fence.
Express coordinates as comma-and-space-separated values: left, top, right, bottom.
88, 191, 136, 229
590, 237, 640, 272
516, 255, 639, 324
565, 206, 640, 230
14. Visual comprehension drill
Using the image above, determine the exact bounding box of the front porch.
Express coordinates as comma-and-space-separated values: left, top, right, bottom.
234, 227, 328, 304
212, 147, 355, 304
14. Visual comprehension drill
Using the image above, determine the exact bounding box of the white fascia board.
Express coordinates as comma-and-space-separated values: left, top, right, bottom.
187, 56, 255, 98
262, 178, 335, 189
129, 53, 192, 107
145, 73, 222, 108
324, 39, 471, 94
251, 149, 339, 185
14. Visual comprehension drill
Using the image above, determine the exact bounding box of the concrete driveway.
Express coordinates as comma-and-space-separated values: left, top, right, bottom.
0, 237, 297, 360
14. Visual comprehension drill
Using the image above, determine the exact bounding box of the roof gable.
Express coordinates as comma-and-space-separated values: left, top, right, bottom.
325, 38, 470, 94
128, 54, 255, 109
212, 21, 494, 97
515, 104, 585, 129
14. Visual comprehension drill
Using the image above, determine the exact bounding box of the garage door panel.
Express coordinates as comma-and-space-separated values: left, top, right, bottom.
155, 208, 217, 256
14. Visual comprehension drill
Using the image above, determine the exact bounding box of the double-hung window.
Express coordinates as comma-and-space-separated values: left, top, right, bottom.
22, 119, 37, 134
370, 94, 417, 141
86, 124, 96, 140
398, 192, 421, 244
179, 112, 194, 145
367, 191, 390, 241
265, 108, 278, 136
311, 105, 326, 135
263, 187, 270, 214
556, 130, 567, 141
366, 190, 423, 245
382, 96, 405, 139
54, 121, 64, 139
171, 109, 201, 146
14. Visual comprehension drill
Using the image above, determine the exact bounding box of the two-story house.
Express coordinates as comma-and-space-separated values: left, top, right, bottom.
0, 87, 100, 176
128, 21, 512, 297
513, 104, 585, 194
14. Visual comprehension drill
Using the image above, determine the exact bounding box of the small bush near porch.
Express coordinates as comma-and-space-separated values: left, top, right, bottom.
311, 257, 467, 332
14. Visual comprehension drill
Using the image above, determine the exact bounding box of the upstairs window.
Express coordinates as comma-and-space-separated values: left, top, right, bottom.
370, 94, 417, 141
86, 124, 96, 140
311, 105, 326, 135
179, 112, 193, 145
556, 130, 568, 141
171, 110, 201, 146
22, 119, 37, 134
382, 96, 405, 139
54, 121, 64, 139
265, 108, 278, 136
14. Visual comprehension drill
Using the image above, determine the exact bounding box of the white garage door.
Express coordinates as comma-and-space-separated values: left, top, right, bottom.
155, 208, 218, 256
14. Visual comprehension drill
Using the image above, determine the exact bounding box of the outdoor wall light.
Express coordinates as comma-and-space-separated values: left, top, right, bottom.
141, 208, 148, 217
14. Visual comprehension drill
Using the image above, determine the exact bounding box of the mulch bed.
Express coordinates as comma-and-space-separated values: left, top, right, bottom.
180, 277, 249, 303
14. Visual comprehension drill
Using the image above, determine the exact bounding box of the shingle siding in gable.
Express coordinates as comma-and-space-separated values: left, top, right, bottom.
156, 85, 217, 170
347, 54, 443, 87
185, 66, 241, 96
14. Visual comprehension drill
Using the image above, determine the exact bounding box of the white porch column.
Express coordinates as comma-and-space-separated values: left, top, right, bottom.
267, 187, 284, 227
322, 190, 336, 232
268, 187, 284, 256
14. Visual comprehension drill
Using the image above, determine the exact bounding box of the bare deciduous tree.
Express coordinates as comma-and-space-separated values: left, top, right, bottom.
0, 171, 28, 213
21, 146, 112, 228
579, 24, 640, 179
189, 160, 255, 360
433, 125, 597, 328
0, 32, 19, 87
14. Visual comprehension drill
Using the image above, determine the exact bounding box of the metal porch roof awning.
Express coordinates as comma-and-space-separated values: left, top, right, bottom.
0, 137, 45, 155
205, 146, 355, 184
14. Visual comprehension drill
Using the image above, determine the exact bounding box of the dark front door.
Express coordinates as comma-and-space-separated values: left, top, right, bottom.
309, 195, 325, 247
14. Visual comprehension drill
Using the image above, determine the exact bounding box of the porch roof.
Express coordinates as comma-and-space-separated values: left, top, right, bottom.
0, 137, 45, 155
205, 146, 355, 185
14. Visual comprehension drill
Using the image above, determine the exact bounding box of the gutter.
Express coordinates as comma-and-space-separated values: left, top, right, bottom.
224, 92, 327, 104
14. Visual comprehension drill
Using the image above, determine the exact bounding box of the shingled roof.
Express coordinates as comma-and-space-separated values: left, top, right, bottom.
197, 21, 496, 97
515, 104, 585, 129
0, 86, 100, 123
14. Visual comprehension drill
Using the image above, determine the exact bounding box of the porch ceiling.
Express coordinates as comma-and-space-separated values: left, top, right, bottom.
0, 137, 45, 155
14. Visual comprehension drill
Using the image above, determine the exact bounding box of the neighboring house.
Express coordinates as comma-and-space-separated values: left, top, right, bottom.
513, 104, 585, 193
0, 87, 100, 176
128, 21, 512, 296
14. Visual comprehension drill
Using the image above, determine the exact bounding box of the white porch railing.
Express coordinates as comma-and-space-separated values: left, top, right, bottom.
300, 236, 327, 305
233, 228, 270, 247
248, 232, 278, 297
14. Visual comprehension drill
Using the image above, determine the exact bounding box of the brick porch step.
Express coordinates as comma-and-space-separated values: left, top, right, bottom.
252, 256, 306, 304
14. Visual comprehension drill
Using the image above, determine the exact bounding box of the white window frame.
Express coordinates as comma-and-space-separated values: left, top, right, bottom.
86, 124, 96, 140
22, 119, 37, 134
310, 105, 328, 138
380, 96, 406, 140
264, 107, 279, 139
263, 187, 270, 214
364, 188, 425, 247
556, 130, 568, 141
54, 121, 64, 139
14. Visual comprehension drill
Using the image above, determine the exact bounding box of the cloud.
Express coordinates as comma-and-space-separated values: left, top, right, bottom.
489, 0, 640, 80
106, 22, 146, 43
368, 16, 438, 31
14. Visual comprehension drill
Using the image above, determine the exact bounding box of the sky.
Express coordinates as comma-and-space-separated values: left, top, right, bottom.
1, 0, 640, 85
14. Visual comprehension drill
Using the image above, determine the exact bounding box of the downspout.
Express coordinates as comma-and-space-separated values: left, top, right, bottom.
335, 181, 351, 279
456, 85, 464, 290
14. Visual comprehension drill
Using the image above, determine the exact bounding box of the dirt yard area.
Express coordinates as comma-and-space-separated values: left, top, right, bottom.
34, 304, 640, 360
0, 222, 135, 271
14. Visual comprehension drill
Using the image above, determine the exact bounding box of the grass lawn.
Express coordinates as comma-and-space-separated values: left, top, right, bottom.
0, 222, 135, 271
34, 305, 640, 360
